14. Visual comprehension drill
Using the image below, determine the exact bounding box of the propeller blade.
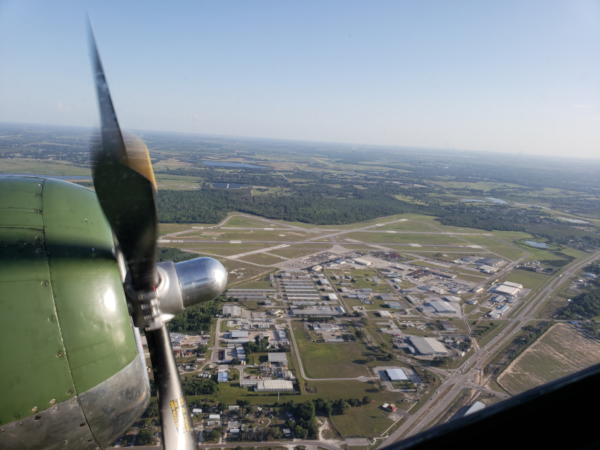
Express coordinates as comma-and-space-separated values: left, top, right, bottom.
146, 327, 197, 449
88, 21, 158, 291
88, 21, 196, 450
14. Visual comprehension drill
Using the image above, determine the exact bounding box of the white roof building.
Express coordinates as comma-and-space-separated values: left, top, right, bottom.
354, 258, 372, 266
386, 368, 409, 381
408, 337, 448, 355
429, 300, 458, 314
255, 380, 294, 392
495, 284, 521, 296
443, 296, 461, 303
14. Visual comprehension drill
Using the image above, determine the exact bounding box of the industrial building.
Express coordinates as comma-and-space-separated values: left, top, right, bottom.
386, 368, 409, 381
429, 300, 458, 314
378, 294, 394, 301
240, 378, 258, 387
223, 305, 242, 317
387, 301, 403, 309
406, 295, 419, 304
255, 380, 294, 392
217, 372, 229, 383
313, 323, 339, 332
354, 258, 372, 266
494, 282, 522, 297
230, 330, 249, 339
291, 306, 345, 317
408, 337, 448, 355
410, 269, 433, 280
268, 353, 288, 366
443, 296, 461, 303
479, 265, 498, 273
476, 257, 504, 267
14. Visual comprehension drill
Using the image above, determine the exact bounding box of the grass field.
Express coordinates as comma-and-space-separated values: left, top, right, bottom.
155, 174, 201, 190
224, 215, 279, 227
344, 232, 464, 246
497, 324, 600, 394
330, 401, 396, 438
268, 245, 332, 259
0, 158, 92, 176
292, 322, 373, 378
459, 236, 526, 261
176, 243, 269, 256
377, 220, 440, 232
501, 270, 551, 298
239, 252, 286, 266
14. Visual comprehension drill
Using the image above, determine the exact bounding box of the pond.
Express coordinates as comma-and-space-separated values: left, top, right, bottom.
461, 199, 486, 203
525, 240, 548, 248
200, 161, 268, 169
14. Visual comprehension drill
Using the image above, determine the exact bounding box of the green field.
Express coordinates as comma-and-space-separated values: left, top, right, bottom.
501, 270, 551, 298
240, 252, 286, 266
330, 401, 397, 438
344, 232, 464, 246
292, 322, 375, 378
459, 236, 527, 261
0, 158, 91, 176
268, 245, 331, 259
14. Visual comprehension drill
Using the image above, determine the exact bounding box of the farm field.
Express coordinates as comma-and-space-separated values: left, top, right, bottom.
497, 324, 600, 395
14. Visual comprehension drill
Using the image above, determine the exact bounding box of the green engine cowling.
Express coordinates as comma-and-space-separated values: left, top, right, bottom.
0, 176, 150, 449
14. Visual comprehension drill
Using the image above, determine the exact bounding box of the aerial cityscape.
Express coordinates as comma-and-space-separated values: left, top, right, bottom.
0, 1, 598, 449
1, 122, 599, 447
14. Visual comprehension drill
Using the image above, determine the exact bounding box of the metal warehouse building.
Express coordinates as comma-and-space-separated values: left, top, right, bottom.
386, 368, 409, 381
255, 380, 294, 392
409, 337, 448, 355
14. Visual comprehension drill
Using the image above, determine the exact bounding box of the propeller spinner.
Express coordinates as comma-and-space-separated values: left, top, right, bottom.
88, 23, 227, 450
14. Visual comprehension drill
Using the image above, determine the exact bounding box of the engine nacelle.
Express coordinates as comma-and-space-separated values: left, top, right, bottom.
127, 257, 228, 328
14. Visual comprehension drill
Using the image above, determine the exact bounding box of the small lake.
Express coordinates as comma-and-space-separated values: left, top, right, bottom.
525, 240, 548, 248
212, 182, 250, 189
201, 161, 268, 169
0, 173, 92, 180
486, 197, 507, 204
461, 199, 487, 203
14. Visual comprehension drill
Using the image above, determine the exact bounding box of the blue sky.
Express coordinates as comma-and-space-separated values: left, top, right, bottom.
0, 0, 598, 157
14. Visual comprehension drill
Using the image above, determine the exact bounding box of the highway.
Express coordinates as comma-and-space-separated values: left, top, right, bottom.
380, 249, 600, 446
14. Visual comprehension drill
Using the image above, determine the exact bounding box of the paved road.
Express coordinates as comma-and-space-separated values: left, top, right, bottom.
380, 250, 600, 446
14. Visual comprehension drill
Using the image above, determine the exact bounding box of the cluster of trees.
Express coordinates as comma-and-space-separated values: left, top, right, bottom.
157, 187, 424, 225
168, 298, 220, 332
244, 336, 270, 354
157, 247, 198, 263
182, 378, 218, 396
244, 335, 290, 354
508, 321, 554, 362
559, 290, 600, 319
